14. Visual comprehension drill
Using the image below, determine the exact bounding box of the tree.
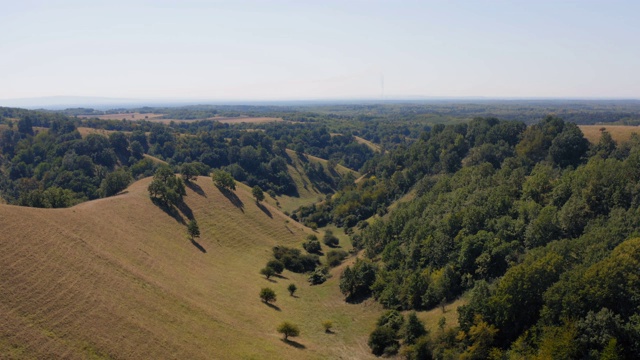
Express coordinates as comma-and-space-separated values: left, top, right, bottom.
277, 321, 300, 340
148, 165, 185, 206
252, 185, 265, 203
287, 283, 297, 296
266, 259, 284, 274
181, 163, 199, 183
368, 326, 399, 356
404, 312, 427, 345
339, 259, 377, 301
99, 169, 132, 197
212, 169, 236, 190
187, 219, 200, 240
260, 267, 275, 279
259, 287, 276, 303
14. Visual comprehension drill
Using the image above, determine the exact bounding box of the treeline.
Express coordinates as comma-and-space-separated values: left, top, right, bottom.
331, 116, 640, 357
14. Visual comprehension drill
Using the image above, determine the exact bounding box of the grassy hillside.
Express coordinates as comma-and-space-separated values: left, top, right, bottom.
579, 124, 640, 144
0, 176, 381, 359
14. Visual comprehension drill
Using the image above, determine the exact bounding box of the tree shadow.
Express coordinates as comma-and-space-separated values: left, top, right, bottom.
219, 187, 244, 212
151, 198, 185, 224
186, 181, 206, 197
264, 277, 277, 283
325, 329, 335, 334
273, 274, 288, 280
177, 201, 194, 221
190, 239, 207, 253
345, 293, 372, 305
281, 339, 306, 349
264, 302, 281, 311
257, 202, 272, 218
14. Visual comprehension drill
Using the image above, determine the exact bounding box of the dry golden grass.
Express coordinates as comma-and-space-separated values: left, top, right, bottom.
78, 113, 164, 121
579, 125, 640, 144
0, 176, 382, 359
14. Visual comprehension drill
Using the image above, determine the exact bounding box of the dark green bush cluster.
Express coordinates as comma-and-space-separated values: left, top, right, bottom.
272, 246, 319, 273
302, 234, 322, 254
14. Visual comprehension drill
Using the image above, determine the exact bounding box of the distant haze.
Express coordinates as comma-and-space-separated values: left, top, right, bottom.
2, 0, 639, 101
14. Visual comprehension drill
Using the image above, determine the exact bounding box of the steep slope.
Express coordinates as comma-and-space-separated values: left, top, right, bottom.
0, 177, 380, 359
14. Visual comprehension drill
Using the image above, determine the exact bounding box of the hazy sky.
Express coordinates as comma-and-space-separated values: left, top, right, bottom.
1, 0, 639, 100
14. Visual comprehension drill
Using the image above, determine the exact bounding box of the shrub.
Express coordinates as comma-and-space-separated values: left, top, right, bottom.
322, 320, 333, 333
303, 240, 322, 254
323, 230, 339, 247
326, 249, 348, 267
287, 283, 297, 296
308, 269, 328, 285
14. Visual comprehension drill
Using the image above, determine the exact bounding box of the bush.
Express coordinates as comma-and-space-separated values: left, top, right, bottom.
326, 249, 348, 267
323, 230, 340, 247
287, 283, 297, 296
303, 240, 322, 254
322, 320, 333, 333
308, 268, 328, 285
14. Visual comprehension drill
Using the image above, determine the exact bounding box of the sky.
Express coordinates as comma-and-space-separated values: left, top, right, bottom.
1, 0, 639, 101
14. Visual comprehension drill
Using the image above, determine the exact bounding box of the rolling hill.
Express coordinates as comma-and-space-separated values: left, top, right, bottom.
0, 176, 381, 359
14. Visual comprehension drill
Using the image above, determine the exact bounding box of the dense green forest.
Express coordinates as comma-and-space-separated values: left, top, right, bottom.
3, 103, 640, 358
331, 116, 640, 358
0, 107, 375, 206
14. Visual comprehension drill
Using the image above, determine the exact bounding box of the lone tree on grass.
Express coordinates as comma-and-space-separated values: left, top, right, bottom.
259, 287, 277, 304
187, 219, 200, 241
260, 267, 275, 279
181, 163, 199, 183
287, 283, 297, 296
252, 185, 265, 203
277, 321, 300, 340
212, 169, 236, 191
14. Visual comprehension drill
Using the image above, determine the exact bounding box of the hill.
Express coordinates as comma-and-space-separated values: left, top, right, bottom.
0, 176, 381, 359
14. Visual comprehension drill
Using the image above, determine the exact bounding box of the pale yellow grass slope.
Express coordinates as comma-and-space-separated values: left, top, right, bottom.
579, 125, 640, 144
0, 177, 380, 359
